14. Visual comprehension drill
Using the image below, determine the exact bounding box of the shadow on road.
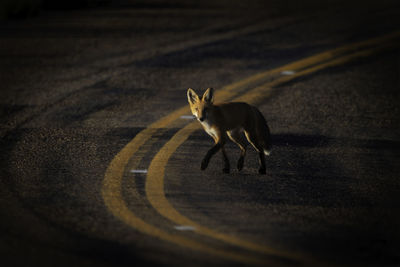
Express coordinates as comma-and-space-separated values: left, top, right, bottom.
219, 133, 400, 209
271, 133, 400, 150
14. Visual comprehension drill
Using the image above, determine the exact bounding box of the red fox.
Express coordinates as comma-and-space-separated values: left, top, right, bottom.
187, 88, 271, 174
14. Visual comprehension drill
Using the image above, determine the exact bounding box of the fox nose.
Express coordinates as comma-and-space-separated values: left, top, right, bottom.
199, 117, 204, 122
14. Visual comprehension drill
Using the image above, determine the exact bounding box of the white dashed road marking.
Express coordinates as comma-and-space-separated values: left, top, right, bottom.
130, 169, 148, 174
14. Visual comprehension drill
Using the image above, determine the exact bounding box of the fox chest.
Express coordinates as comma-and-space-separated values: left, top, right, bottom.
201, 122, 218, 140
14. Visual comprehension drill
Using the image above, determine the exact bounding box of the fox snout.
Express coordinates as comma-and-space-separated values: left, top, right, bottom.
197, 108, 208, 122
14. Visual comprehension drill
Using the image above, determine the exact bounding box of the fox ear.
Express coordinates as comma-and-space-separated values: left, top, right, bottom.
203, 88, 214, 103
187, 88, 199, 105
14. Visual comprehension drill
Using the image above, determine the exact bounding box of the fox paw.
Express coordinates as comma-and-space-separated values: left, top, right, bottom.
237, 157, 244, 171
222, 167, 230, 174
201, 159, 209, 170
258, 168, 266, 175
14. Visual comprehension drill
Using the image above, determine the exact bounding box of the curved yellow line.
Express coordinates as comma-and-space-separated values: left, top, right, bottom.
146, 121, 311, 264
144, 37, 399, 264
101, 128, 271, 265
102, 31, 399, 264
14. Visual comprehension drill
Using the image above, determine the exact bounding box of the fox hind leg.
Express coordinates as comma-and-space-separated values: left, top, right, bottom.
227, 129, 247, 171
258, 152, 267, 174
244, 130, 267, 174
221, 147, 230, 173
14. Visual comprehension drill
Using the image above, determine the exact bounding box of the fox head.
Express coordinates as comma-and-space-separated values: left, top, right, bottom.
187, 88, 214, 122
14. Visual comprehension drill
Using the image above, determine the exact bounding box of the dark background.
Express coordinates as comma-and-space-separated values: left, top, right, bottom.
1, 0, 399, 266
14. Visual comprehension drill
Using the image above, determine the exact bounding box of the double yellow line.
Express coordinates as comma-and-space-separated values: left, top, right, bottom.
102, 31, 399, 265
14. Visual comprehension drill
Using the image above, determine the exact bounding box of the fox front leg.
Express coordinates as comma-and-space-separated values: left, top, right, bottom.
201, 143, 222, 170
201, 132, 227, 172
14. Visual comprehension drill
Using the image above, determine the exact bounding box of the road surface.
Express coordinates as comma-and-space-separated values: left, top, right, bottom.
1, 0, 400, 266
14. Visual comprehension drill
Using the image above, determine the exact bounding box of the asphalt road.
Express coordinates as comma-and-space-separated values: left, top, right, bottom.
1, 0, 400, 266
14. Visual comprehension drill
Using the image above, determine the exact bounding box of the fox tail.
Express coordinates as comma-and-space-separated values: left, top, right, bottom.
255, 108, 272, 156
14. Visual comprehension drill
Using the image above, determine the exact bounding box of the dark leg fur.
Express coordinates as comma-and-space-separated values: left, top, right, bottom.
237, 156, 244, 171
201, 143, 222, 170
258, 152, 266, 174
244, 129, 267, 175
227, 129, 247, 172
221, 148, 230, 174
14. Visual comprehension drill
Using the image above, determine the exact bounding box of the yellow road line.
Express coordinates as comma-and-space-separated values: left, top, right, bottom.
235, 41, 398, 104
144, 38, 399, 262
102, 31, 399, 264
102, 129, 272, 265
215, 31, 400, 102
146, 122, 311, 264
